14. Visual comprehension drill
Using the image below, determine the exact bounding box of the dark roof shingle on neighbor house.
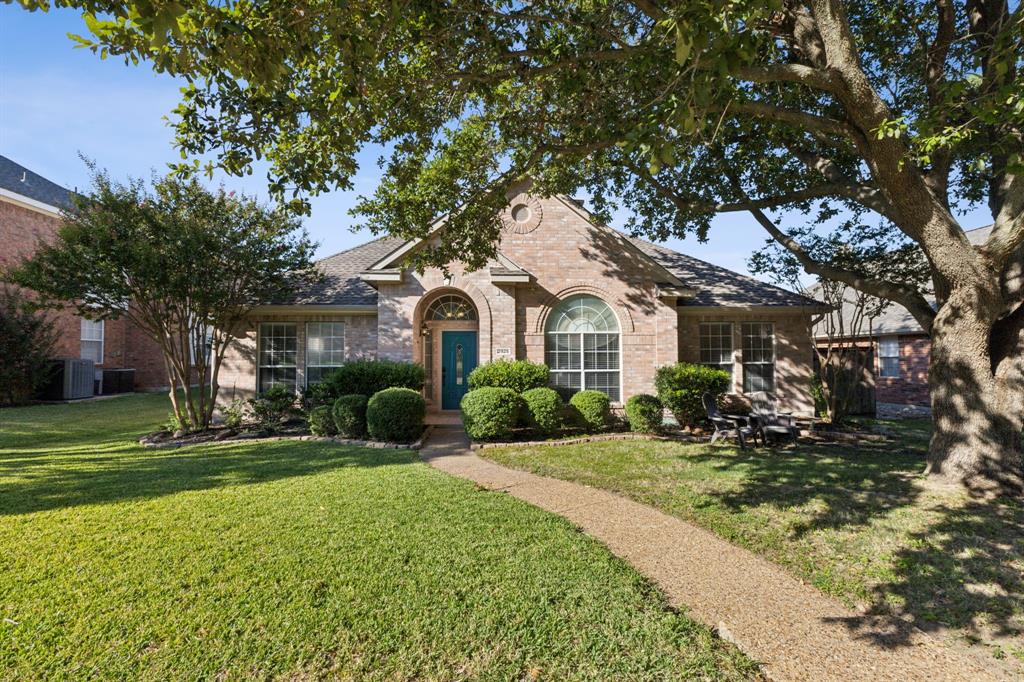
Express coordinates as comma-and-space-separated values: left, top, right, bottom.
812, 224, 994, 338
0, 155, 75, 210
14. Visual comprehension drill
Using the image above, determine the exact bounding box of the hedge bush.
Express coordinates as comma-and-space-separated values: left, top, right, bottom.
467, 360, 549, 394
0, 287, 57, 406
625, 394, 663, 433
307, 405, 336, 436
332, 394, 368, 438
366, 388, 425, 443
318, 360, 425, 404
521, 387, 563, 434
248, 385, 296, 432
654, 363, 731, 427
570, 390, 611, 431
461, 387, 520, 441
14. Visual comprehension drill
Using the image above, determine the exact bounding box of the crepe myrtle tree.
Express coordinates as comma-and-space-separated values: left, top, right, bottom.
19, 0, 1022, 489
749, 228, 926, 424
6, 166, 318, 431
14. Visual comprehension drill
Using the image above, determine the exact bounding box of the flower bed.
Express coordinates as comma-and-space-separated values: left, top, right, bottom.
140, 424, 431, 450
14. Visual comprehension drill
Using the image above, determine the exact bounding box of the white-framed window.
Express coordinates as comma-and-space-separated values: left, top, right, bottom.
80, 318, 104, 365
545, 295, 621, 402
258, 323, 297, 393
699, 322, 734, 379
878, 336, 900, 378
305, 322, 345, 386
190, 326, 214, 367
741, 322, 775, 393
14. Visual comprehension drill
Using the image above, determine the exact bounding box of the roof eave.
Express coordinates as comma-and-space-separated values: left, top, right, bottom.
360, 269, 404, 283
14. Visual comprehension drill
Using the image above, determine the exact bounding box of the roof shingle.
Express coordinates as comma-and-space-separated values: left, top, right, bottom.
624, 235, 823, 307
0, 155, 75, 210
288, 236, 405, 305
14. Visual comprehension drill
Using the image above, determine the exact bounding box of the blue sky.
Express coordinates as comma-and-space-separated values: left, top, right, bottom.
0, 5, 992, 279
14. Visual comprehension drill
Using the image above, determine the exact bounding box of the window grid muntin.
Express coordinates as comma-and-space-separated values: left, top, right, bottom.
547, 295, 619, 333
699, 322, 733, 377
878, 336, 900, 378
258, 323, 298, 393
545, 296, 621, 402
80, 318, 104, 364
741, 322, 775, 393
305, 322, 345, 386
425, 294, 477, 321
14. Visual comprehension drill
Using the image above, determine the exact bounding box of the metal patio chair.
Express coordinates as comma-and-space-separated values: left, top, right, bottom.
702, 392, 757, 450
749, 391, 800, 445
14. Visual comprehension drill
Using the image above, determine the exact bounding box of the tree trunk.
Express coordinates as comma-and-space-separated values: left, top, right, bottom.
926, 287, 1024, 494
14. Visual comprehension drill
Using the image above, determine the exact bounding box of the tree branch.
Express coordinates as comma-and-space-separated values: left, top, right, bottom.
729, 101, 854, 138
985, 173, 1024, 266
714, 167, 937, 332
787, 145, 900, 220
733, 64, 835, 92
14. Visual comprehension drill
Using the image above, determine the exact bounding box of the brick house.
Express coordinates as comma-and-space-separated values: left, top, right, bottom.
0, 155, 166, 391
812, 225, 991, 410
219, 187, 825, 416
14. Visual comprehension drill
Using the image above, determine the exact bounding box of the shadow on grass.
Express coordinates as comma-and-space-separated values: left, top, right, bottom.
0, 439, 415, 517
681, 431, 1023, 651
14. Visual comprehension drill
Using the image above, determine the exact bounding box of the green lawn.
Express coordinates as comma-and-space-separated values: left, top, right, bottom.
481, 422, 1024, 664
0, 394, 757, 680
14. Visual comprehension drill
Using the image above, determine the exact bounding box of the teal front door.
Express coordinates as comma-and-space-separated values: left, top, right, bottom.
441, 331, 477, 410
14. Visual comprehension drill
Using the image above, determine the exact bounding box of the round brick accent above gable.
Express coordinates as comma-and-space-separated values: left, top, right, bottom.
501, 194, 543, 234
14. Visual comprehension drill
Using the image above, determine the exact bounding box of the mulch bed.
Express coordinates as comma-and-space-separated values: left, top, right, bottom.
139, 423, 431, 450
470, 429, 701, 450
469, 422, 893, 450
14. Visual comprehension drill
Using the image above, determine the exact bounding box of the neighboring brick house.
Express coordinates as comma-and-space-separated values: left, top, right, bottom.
813, 225, 991, 409
219, 186, 825, 416
0, 155, 166, 391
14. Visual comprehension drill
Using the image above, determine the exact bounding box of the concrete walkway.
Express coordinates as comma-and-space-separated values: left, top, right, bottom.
421, 427, 1011, 682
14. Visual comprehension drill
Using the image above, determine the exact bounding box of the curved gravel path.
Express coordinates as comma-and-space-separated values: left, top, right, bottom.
421, 427, 1012, 682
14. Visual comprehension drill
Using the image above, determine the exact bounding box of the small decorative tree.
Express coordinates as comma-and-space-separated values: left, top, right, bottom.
750, 233, 925, 425
0, 286, 58, 406
6, 166, 318, 431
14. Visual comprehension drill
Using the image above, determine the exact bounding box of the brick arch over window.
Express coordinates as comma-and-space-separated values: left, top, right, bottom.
533, 283, 635, 335
411, 274, 496, 368
412, 279, 492, 332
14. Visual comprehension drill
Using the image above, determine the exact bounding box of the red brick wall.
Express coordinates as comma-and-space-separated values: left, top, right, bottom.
875, 335, 931, 406
1, 198, 166, 389
815, 333, 931, 407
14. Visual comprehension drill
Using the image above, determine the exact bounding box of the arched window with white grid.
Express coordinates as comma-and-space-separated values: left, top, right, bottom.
544, 295, 621, 402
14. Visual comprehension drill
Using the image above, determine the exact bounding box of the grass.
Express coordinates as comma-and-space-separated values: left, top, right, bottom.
481, 420, 1024, 664
0, 394, 758, 680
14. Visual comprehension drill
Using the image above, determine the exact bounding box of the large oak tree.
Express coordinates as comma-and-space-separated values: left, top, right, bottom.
15, 0, 1023, 490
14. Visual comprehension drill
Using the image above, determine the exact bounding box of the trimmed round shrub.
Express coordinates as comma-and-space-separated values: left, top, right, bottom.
468, 360, 549, 394
461, 387, 520, 441
654, 363, 731, 427
521, 387, 563, 434
625, 394, 663, 433
307, 405, 336, 436
332, 394, 368, 438
551, 384, 578, 403
366, 388, 425, 443
570, 390, 611, 431
318, 360, 425, 405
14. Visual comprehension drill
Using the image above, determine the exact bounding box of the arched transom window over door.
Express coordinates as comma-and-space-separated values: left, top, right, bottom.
425, 293, 477, 321
545, 295, 621, 402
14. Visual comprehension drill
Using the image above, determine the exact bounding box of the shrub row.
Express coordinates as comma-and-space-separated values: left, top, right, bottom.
305, 360, 425, 408
468, 359, 549, 394
311, 388, 425, 444
654, 363, 731, 427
